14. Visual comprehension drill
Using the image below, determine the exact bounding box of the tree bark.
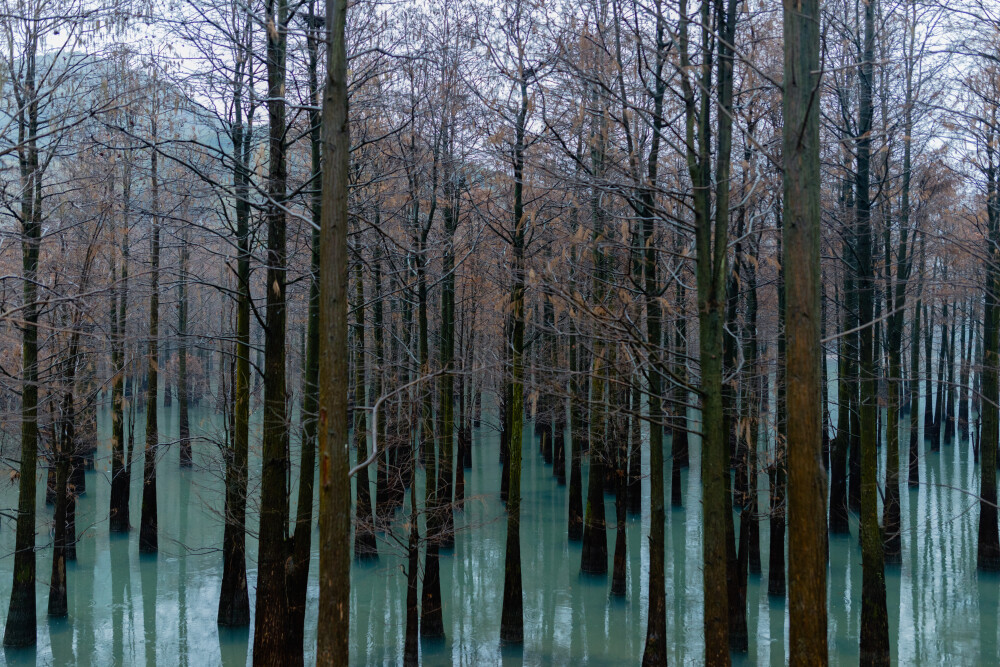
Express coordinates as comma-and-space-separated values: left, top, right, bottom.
139, 113, 161, 555
500, 75, 529, 645
316, 0, 351, 659
110, 163, 132, 534
217, 59, 252, 626
857, 1, 890, 660
253, 0, 292, 657
178, 228, 191, 467
783, 0, 828, 658
978, 121, 1000, 571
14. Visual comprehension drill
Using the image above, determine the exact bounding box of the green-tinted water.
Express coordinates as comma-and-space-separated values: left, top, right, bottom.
0, 394, 993, 665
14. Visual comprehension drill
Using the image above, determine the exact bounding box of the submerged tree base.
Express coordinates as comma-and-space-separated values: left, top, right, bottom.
4, 583, 36, 648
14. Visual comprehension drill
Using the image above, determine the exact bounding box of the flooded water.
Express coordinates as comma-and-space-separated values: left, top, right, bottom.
0, 388, 993, 665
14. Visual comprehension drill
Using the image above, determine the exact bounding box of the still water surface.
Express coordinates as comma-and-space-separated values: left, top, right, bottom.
0, 395, 993, 665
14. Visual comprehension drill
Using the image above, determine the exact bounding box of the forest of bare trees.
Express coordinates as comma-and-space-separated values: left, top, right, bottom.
0, 0, 999, 664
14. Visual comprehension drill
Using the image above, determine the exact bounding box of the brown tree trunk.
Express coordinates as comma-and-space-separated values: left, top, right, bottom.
316, 0, 351, 659
783, 0, 828, 658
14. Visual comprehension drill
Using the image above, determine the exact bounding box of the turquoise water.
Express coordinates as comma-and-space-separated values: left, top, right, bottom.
0, 392, 993, 665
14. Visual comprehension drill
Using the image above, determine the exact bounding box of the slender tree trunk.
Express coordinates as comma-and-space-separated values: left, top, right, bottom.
848, 335, 862, 512
908, 298, 922, 487
455, 291, 467, 504
316, 0, 351, 658
353, 260, 377, 559
628, 373, 641, 515
945, 307, 958, 443
178, 228, 191, 467
846, 175, 862, 514
745, 244, 762, 576
48, 392, 73, 618
49, 288, 92, 613
933, 300, 948, 448
254, 0, 292, 656
923, 301, 934, 444
830, 274, 851, 533
671, 264, 688, 509
500, 76, 529, 644
857, 2, 890, 659
376, 267, 392, 523
139, 115, 161, 555
770, 206, 787, 600
580, 346, 608, 575
906, 75, 924, 488
884, 37, 916, 559
437, 122, 458, 549
959, 300, 974, 437
403, 403, 420, 665
581, 101, 609, 577
287, 24, 326, 653
568, 317, 584, 541
217, 74, 252, 627
680, 0, 739, 657
500, 329, 511, 504
110, 182, 131, 533
724, 172, 747, 655
418, 221, 443, 640
610, 375, 628, 597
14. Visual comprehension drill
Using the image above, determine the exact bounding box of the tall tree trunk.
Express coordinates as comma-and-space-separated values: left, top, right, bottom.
907, 73, 924, 490
288, 22, 326, 653
671, 255, 688, 509
724, 165, 748, 655
848, 330, 862, 512
567, 140, 585, 541
353, 259, 376, 559
568, 315, 584, 541
932, 300, 948, 448
627, 372, 641, 514
418, 211, 443, 641
455, 315, 467, 503
500, 75, 529, 645
679, 0, 739, 657
846, 168, 862, 514
857, 1, 890, 659
944, 306, 958, 443
48, 406, 70, 618
581, 95, 608, 577
49, 293, 91, 616
438, 121, 458, 549
610, 371, 628, 598
316, 0, 351, 658
977, 126, 1000, 571
139, 114, 161, 555
769, 205, 787, 600
923, 301, 934, 444
110, 175, 131, 533
403, 397, 420, 665
376, 257, 392, 523
254, 0, 292, 656
580, 346, 608, 574
178, 228, 191, 467
830, 272, 851, 533
745, 242, 762, 576
783, 0, 828, 657
884, 29, 917, 558
908, 297, 922, 487
959, 299, 975, 437
217, 57, 252, 627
